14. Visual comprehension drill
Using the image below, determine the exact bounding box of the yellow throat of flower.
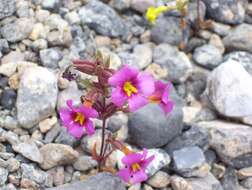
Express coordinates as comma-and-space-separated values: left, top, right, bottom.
123, 81, 138, 97
131, 163, 141, 172
74, 112, 85, 125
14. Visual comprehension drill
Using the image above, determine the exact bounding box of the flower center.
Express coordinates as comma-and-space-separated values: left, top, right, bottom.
123, 81, 138, 97
131, 163, 141, 172
74, 112, 85, 125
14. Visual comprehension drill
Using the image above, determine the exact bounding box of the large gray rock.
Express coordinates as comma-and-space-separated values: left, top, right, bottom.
151, 16, 189, 46
202, 0, 245, 24
223, 24, 252, 53
17, 66, 58, 128
46, 173, 126, 190
128, 86, 183, 148
206, 60, 252, 117
223, 51, 252, 76
0, 167, 8, 186
0, 0, 16, 20
173, 146, 209, 177
1, 18, 34, 43
73, 156, 97, 172
198, 121, 252, 167
78, 0, 127, 37
193, 44, 223, 69
153, 44, 192, 83
221, 167, 240, 190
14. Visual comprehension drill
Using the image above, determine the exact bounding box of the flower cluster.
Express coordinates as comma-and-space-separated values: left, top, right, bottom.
59, 52, 173, 184
146, 0, 189, 24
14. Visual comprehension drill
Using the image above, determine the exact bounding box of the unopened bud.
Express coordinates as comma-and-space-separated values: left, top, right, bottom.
73, 60, 96, 75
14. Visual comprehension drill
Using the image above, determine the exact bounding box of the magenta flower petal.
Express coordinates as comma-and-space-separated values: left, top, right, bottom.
111, 87, 128, 107
59, 108, 73, 126
122, 152, 143, 166
68, 123, 84, 139
140, 155, 155, 170
117, 168, 131, 182
160, 101, 174, 114
109, 65, 138, 86
128, 94, 148, 112
78, 106, 98, 118
130, 169, 148, 184
161, 82, 172, 104
85, 119, 95, 135
137, 72, 155, 96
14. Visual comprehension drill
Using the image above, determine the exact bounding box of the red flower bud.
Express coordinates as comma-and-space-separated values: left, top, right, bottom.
73, 60, 96, 75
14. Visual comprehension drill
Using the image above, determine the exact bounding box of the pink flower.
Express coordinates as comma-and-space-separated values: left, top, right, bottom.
108, 65, 154, 112
149, 81, 174, 114
59, 99, 98, 139
117, 149, 155, 184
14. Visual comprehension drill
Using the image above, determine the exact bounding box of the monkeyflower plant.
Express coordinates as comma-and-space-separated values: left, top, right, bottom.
59, 52, 173, 184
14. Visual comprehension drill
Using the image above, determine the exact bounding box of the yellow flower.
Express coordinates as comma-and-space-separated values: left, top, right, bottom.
146, 6, 170, 24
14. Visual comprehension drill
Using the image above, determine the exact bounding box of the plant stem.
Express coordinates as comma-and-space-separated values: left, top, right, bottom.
98, 118, 106, 171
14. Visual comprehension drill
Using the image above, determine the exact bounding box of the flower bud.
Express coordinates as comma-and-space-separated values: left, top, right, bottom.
73, 60, 96, 75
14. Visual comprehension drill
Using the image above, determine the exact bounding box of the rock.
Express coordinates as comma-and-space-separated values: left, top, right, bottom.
44, 124, 61, 144
42, 0, 61, 12
29, 23, 47, 41
128, 184, 141, 190
53, 166, 64, 186
0, 89, 17, 110
78, 0, 127, 37
238, 167, 252, 179
165, 126, 209, 154
46, 172, 126, 190
7, 158, 20, 172
170, 175, 193, 190
0, 75, 8, 88
0, 39, 9, 53
210, 21, 231, 37
130, 0, 155, 13
222, 167, 240, 190
153, 44, 192, 83
173, 146, 209, 177
73, 156, 97, 172
21, 163, 50, 186
17, 66, 58, 128
16, 0, 29, 18
223, 24, 252, 53
211, 163, 226, 179
133, 43, 153, 69
39, 116, 57, 133
55, 127, 79, 147
1, 18, 34, 43
128, 85, 183, 148
39, 143, 79, 170
206, 60, 252, 117
147, 171, 170, 188
202, 0, 245, 24
223, 51, 252, 76
12, 140, 43, 164
198, 120, 252, 167
110, 0, 130, 11
193, 44, 223, 69
0, 51, 25, 77
65, 11, 81, 25
0, 0, 16, 19
241, 177, 252, 188
81, 129, 111, 155
57, 81, 82, 112
188, 173, 223, 190
0, 167, 8, 186
151, 16, 189, 46
40, 48, 63, 69
145, 149, 171, 176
